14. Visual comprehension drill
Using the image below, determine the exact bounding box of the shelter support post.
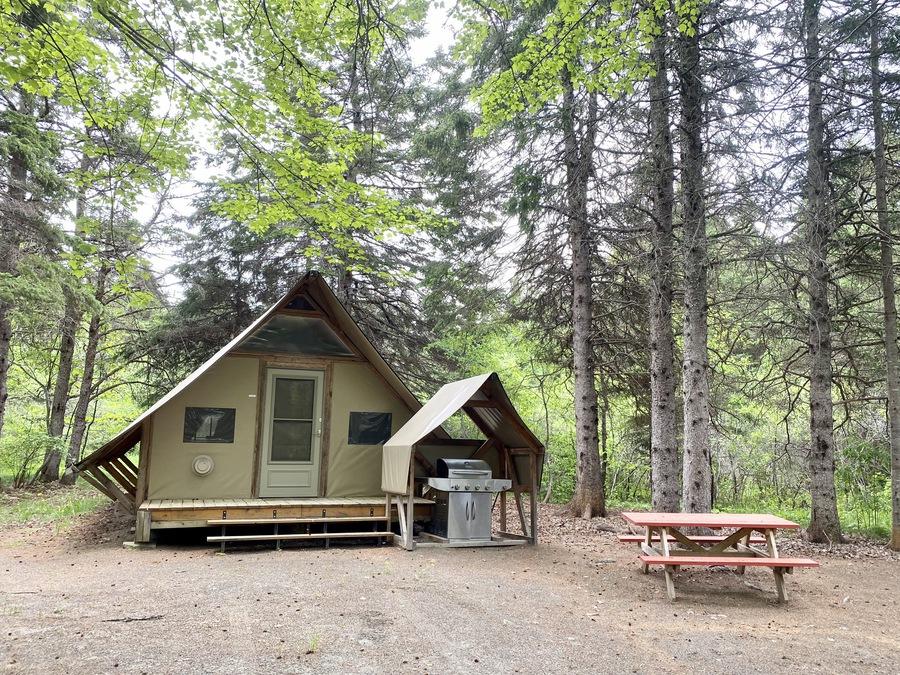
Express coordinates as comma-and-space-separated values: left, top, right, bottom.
500, 442, 508, 532
394, 495, 407, 543
405, 460, 416, 551
135, 509, 152, 544
505, 448, 529, 539
529, 452, 539, 545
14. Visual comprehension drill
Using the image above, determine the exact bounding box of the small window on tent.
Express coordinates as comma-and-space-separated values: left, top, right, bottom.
236, 314, 355, 356
183, 407, 236, 443
348, 412, 393, 445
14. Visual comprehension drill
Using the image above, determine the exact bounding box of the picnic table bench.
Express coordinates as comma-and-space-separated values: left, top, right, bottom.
620, 511, 819, 602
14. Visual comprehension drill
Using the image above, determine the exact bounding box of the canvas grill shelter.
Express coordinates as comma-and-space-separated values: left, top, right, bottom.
76, 272, 544, 549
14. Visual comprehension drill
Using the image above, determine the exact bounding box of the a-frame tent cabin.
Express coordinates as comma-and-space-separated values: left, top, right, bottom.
76, 272, 543, 548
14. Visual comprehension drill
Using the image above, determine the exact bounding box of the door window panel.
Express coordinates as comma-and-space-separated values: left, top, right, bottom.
274, 378, 314, 419
271, 420, 313, 462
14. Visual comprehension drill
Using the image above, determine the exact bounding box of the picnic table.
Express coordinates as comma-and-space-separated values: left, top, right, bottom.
620, 511, 819, 602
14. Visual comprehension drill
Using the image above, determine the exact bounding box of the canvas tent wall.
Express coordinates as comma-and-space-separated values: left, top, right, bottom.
75, 271, 442, 509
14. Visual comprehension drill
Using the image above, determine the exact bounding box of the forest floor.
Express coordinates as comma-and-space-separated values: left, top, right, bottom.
0, 501, 898, 674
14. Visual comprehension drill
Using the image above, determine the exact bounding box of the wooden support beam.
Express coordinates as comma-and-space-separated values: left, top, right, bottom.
463, 399, 499, 409
118, 455, 139, 477
86, 467, 135, 512
78, 469, 116, 501
472, 438, 494, 456
102, 460, 136, 496
413, 450, 434, 474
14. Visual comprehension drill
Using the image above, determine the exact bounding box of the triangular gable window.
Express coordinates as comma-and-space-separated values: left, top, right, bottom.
284, 294, 316, 311
236, 314, 355, 356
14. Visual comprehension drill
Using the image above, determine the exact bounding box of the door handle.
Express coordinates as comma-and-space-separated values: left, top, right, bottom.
471, 498, 475, 520
465, 501, 470, 521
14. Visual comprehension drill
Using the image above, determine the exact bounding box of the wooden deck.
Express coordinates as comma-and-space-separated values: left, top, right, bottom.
140, 496, 434, 530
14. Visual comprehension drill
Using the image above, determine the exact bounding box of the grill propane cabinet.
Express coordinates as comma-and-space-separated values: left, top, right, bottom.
426, 458, 511, 542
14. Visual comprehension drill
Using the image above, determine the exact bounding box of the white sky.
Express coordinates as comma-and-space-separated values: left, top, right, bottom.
410, 2, 456, 65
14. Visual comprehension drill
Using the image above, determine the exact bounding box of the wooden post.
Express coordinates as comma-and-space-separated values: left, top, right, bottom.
395, 495, 407, 544
135, 509, 152, 543
641, 527, 653, 574
660, 526, 676, 601
529, 451, 538, 545
765, 529, 787, 602
135, 419, 153, 506
500, 444, 508, 533
405, 459, 416, 551
737, 532, 751, 574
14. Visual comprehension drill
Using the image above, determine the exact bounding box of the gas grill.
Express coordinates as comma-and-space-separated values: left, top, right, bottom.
426, 458, 511, 542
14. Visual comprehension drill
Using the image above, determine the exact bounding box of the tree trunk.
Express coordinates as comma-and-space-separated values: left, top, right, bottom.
803, 0, 842, 543
0, 93, 30, 440
60, 269, 108, 486
38, 148, 92, 482
334, 49, 363, 305
678, 21, 712, 514
648, 28, 680, 512
37, 287, 80, 481
869, 3, 900, 550
600, 370, 609, 493
0, 297, 13, 442
561, 69, 605, 519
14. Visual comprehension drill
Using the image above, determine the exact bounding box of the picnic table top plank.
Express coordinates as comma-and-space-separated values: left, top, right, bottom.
621, 511, 801, 529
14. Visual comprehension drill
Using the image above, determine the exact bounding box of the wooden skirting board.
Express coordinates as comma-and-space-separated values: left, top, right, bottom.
140, 496, 434, 529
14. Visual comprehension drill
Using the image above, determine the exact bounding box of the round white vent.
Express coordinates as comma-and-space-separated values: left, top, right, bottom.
192, 455, 215, 477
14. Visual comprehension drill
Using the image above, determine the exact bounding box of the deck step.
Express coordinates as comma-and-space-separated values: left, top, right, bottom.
207, 516, 388, 526
208, 531, 393, 543
639, 555, 819, 568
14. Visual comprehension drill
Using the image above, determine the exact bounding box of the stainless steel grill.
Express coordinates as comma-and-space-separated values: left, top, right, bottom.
426, 458, 511, 542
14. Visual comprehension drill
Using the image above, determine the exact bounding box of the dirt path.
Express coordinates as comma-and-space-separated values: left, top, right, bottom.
1, 508, 897, 674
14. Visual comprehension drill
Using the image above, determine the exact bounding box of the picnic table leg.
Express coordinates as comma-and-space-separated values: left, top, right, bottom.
641, 527, 653, 574
660, 527, 676, 601
764, 529, 788, 602
736, 531, 751, 575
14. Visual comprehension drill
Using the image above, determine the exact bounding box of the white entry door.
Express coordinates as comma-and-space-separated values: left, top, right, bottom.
258, 368, 324, 497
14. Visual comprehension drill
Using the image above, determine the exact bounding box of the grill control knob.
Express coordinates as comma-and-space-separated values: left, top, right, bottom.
474, 485, 480, 490
452, 484, 459, 490
464, 484, 470, 490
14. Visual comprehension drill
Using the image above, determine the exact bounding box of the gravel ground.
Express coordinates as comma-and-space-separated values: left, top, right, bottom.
1, 505, 898, 674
